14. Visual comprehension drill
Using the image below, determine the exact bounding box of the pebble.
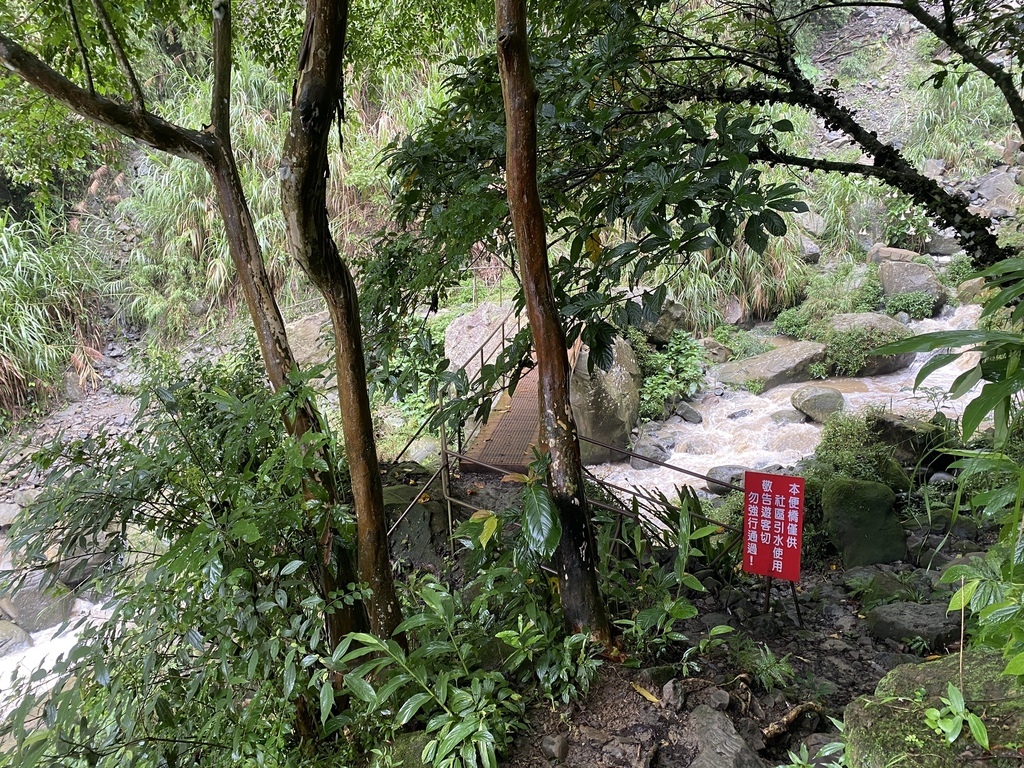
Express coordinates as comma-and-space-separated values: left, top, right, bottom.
540, 734, 569, 761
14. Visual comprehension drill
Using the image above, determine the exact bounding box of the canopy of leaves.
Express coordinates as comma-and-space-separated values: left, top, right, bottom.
365, 0, 805, 405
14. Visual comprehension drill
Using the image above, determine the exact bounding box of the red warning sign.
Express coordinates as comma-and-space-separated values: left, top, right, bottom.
741, 471, 805, 582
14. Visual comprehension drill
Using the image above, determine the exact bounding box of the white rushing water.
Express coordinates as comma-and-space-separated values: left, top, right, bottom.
591, 304, 985, 495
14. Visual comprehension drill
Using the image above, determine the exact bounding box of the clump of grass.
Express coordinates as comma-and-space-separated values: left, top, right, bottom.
0, 213, 108, 421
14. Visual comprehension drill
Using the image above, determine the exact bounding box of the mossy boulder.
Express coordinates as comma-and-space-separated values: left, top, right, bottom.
844, 650, 1024, 767
822, 479, 906, 567
386, 731, 432, 768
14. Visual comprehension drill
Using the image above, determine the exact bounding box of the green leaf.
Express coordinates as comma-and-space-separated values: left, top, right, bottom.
283, 661, 296, 698
522, 483, 561, 559
1003, 652, 1024, 676
345, 675, 377, 704
967, 712, 989, 750
946, 682, 965, 714
947, 580, 978, 612
396, 691, 433, 726
281, 559, 305, 575
319, 682, 335, 726
480, 514, 498, 549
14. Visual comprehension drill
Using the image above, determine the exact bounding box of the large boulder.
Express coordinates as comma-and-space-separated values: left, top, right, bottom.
866, 244, 918, 263
687, 705, 768, 768
570, 339, 642, 464
822, 479, 906, 567
0, 572, 74, 632
974, 167, 1019, 201
0, 620, 31, 657
712, 341, 825, 393
878, 261, 947, 311
0, 503, 19, 528
444, 302, 516, 385
827, 313, 916, 376
866, 602, 959, 648
791, 385, 845, 423
284, 311, 331, 370
630, 433, 674, 470
845, 650, 1024, 768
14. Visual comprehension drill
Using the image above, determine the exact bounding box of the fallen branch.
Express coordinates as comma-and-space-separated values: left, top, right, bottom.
762, 701, 824, 741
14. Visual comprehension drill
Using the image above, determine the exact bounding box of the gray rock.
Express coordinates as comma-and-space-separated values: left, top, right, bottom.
687, 705, 767, 768
712, 341, 826, 393
630, 435, 672, 470
284, 311, 332, 371
845, 650, 1024, 768
0, 620, 31, 657
770, 409, 808, 425
0, 503, 19, 528
827, 313, 916, 376
925, 228, 961, 256
921, 158, 946, 178
822, 479, 906, 567
791, 385, 845, 423
974, 168, 1018, 201
707, 688, 731, 711
722, 295, 752, 328
795, 210, 826, 237
571, 339, 642, 464
702, 339, 732, 363
13, 488, 40, 508
867, 602, 959, 647
879, 261, 947, 312
706, 466, 747, 495
799, 237, 821, 264
642, 296, 687, 345
866, 244, 918, 263
674, 401, 703, 424
540, 734, 569, 761
0, 572, 74, 632
727, 409, 753, 420
956, 277, 987, 304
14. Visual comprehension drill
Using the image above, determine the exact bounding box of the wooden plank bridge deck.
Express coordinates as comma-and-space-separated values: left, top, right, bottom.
459, 366, 540, 475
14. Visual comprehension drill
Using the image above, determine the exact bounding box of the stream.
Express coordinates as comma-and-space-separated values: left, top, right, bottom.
591, 303, 984, 496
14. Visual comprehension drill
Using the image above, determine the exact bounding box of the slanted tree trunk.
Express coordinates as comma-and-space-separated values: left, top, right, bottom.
0, 2, 369, 647
280, 0, 403, 643
495, 0, 611, 643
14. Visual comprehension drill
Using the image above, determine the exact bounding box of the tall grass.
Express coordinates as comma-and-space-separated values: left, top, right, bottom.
904, 38, 1014, 177
119, 50, 448, 340
649, 228, 809, 335
0, 213, 108, 419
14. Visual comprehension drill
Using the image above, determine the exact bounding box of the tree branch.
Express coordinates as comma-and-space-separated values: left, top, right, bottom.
65, 0, 93, 96
0, 30, 213, 162
87, 0, 146, 114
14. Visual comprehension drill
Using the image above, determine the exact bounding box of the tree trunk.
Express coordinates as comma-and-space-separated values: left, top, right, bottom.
281, 0, 404, 643
495, 0, 611, 643
0, 2, 371, 648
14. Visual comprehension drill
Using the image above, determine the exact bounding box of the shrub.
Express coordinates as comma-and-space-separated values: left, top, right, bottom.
813, 411, 908, 489
712, 325, 772, 360
820, 324, 911, 377
773, 306, 809, 338
885, 291, 937, 320
637, 330, 707, 421
942, 253, 975, 287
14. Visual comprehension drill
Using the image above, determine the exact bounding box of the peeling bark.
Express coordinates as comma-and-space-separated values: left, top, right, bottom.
496, 0, 611, 643
281, 0, 403, 643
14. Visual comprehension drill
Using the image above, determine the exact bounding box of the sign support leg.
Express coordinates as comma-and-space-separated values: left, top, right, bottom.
790, 581, 804, 628
764, 576, 772, 614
